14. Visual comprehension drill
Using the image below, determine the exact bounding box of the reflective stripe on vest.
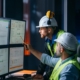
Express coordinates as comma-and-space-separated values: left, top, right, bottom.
47, 42, 54, 56
50, 57, 80, 80
47, 30, 65, 56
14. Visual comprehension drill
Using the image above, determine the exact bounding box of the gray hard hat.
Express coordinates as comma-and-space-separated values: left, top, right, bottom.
54, 32, 78, 51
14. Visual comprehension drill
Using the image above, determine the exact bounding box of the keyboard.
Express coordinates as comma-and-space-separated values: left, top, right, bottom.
5, 76, 25, 80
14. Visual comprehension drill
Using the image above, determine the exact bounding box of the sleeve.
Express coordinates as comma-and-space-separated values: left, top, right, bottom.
40, 53, 59, 67
59, 72, 79, 80
59, 64, 80, 80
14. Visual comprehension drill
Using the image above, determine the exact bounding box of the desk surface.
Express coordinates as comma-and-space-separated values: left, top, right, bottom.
12, 70, 36, 76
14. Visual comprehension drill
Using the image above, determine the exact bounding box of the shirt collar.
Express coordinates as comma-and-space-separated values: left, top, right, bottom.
45, 34, 57, 46
60, 55, 76, 65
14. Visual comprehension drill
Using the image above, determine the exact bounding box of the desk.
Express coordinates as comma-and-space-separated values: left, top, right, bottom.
11, 70, 36, 76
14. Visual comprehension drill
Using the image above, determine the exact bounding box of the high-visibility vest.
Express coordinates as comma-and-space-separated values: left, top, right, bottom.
50, 57, 80, 80
47, 30, 65, 56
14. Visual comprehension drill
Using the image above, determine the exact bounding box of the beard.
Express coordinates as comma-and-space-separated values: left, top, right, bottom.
40, 34, 46, 38
56, 49, 61, 57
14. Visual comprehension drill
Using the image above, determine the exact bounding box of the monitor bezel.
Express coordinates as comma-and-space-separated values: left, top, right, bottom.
8, 46, 24, 74
0, 47, 9, 77
0, 17, 10, 46
9, 19, 26, 45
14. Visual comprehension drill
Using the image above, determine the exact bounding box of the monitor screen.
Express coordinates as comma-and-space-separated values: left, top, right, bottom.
0, 18, 10, 45
0, 48, 8, 75
9, 47, 24, 72
10, 20, 26, 44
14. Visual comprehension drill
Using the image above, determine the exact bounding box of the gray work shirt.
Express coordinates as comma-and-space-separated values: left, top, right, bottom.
40, 53, 80, 80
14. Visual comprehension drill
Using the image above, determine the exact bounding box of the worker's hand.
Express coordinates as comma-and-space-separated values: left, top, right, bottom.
32, 74, 44, 80
24, 43, 33, 50
31, 72, 36, 77
24, 42, 28, 50
24, 42, 42, 60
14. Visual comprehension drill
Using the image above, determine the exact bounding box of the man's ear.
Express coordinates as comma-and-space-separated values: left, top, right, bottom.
47, 28, 51, 33
61, 46, 64, 53
48, 27, 55, 33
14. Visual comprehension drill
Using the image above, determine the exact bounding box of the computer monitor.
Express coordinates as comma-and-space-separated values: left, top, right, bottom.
10, 20, 26, 44
0, 18, 10, 45
0, 48, 8, 76
9, 47, 24, 72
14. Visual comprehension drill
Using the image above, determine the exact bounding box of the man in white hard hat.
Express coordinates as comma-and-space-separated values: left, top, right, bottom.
31, 11, 65, 80
25, 32, 80, 80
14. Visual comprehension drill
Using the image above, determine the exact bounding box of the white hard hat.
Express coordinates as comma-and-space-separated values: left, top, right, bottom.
54, 32, 78, 51
36, 11, 58, 28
